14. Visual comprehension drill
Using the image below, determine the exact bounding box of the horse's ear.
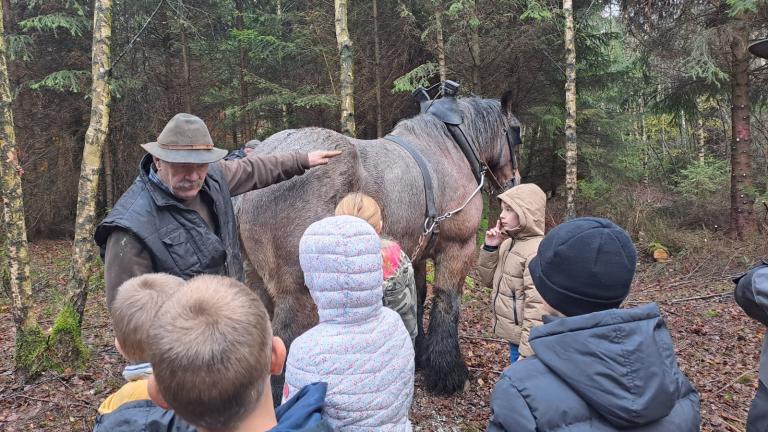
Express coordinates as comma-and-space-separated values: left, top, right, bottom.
501, 90, 516, 115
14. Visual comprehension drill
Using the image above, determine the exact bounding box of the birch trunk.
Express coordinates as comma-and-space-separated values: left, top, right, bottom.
334, 0, 356, 136
69, 0, 113, 318
0, 0, 36, 334
564, 0, 577, 219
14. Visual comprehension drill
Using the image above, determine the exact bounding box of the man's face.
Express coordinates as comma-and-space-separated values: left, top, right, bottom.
154, 157, 209, 201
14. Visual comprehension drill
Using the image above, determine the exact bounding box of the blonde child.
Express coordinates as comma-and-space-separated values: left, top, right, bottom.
335, 192, 417, 343
94, 273, 195, 431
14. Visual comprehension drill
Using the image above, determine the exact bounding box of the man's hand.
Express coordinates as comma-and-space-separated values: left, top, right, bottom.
307, 150, 342, 167
485, 220, 508, 247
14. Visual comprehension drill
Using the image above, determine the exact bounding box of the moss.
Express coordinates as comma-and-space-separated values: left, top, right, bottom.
15, 304, 89, 376
47, 303, 90, 370
15, 324, 49, 376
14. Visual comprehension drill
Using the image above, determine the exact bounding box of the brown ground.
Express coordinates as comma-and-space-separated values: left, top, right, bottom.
0, 238, 765, 431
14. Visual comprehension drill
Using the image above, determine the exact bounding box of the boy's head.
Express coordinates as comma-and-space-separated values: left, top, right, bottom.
335, 192, 383, 234
497, 184, 546, 237
530, 217, 636, 317
147, 275, 285, 432
111, 273, 185, 363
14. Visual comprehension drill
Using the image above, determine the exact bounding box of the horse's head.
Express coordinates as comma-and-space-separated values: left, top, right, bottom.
458, 92, 521, 193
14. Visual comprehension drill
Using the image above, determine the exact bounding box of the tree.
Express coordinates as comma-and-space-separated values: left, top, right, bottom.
0, 0, 41, 375
564, 0, 577, 218
68, 0, 113, 319
728, 13, 756, 238
335, 0, 356, 136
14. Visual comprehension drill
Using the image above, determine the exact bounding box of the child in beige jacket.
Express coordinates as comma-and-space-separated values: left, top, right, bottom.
476, 183, 557, 362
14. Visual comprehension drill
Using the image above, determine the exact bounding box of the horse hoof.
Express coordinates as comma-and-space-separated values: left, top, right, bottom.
423, 355, 469, 395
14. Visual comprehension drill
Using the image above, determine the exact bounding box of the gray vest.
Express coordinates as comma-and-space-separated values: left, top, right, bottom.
94, 154, 244, 282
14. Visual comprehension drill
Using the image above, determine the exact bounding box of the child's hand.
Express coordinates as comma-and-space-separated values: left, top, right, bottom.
485, 220, 507, 247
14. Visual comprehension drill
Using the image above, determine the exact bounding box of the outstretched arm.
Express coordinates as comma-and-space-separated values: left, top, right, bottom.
220, 150, 342, 196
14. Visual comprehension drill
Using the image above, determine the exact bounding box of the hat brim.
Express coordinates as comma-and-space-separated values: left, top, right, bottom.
141, 142, 228, 164
750, 39, 768, 59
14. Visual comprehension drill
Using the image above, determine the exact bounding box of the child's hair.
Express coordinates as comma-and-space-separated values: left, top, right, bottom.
335, 192, 382, 231
148, 275, 273, 432
111, 273, 184, 363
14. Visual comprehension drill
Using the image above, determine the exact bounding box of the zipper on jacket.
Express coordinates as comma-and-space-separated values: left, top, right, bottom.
512, 292, 519, 325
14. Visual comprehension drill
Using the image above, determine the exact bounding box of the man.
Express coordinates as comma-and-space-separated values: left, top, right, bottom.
95, 113, 340, 308
223, 139, 261, 161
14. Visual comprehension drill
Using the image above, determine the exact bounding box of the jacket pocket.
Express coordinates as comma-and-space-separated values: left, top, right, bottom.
160, 228, 202, 277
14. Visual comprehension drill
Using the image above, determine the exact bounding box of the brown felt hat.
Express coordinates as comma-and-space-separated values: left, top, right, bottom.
141, 113, 227, 163
750, 39, 768, 59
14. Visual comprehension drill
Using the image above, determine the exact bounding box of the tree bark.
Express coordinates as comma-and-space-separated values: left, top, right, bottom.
470, 1, 481, 93
728, 17, 756, 238
564, 0, 577, 219
179, 1, 192, 113
334, 0, 356, 136
103, 136, 114, 208
0, 0, 36, 333
697, 116, 706, 162
235, 0, 250, 141
68, 0, 113, 318
373, 0, 383, 137
435, 5, 447, 82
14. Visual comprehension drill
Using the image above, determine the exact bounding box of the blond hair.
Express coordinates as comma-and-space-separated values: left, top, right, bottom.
335, 192, 383, 232
148, 275, 272, 432
111, 273, 184, 363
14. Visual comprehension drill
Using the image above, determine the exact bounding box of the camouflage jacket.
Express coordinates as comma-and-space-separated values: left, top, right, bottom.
382, 250, 418, 344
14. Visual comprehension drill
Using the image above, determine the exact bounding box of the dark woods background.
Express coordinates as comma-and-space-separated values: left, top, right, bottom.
5, 0, 768, 248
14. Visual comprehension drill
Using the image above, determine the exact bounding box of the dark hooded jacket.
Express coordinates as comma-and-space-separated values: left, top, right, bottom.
92, 382, 332, 432
487, 303, 700, 431
734, 262, 768, 432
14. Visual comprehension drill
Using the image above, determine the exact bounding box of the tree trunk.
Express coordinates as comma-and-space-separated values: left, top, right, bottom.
470, 1, 481, 93
103, 136, 114, 208
334, 0, 356, 136
640, 96, 649, 186
697, 116, 706, 162
435, 6, 447, 82
68, 0, 113, 319
564, 0, 577, 219
0, 0, 39, 351
235, 0, 250, 141
728, 17, 756, 238
179, 2, 191, 113
373, 0, 383, 137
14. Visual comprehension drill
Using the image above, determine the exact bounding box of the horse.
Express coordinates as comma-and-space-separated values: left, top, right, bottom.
236, 93, 519, 396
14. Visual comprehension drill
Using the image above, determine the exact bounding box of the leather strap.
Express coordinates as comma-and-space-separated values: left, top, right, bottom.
384, 135, 438, 222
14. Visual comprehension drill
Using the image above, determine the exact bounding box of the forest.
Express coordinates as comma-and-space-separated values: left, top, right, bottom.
1, 0, 768, 431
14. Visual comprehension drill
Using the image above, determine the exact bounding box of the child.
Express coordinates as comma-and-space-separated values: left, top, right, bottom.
93, 273, 196, 431
476, 183, 552, 362
284, 215, 415, 430
147, 274, 332, 432
334, 192, 418, 343
487, 217, 701, 431
733, 261, 768, 430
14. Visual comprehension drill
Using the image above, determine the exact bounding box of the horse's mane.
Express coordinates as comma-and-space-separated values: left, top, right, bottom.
392, 97, 516, 159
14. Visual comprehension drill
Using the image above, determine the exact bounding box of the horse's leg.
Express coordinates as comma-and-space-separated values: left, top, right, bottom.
269, 280, 318, 404
422, 240, 473, 394
413, 259, 427, 369
242, 249, 274, 319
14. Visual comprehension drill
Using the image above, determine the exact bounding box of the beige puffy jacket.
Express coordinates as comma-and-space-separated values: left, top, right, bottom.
476, 183, 557, 359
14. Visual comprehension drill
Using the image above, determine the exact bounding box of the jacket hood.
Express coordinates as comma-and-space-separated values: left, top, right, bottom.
530, 303, 679, 428
498, 184, 546, 238
272, 382, 332, 432
299, 216, 383, 324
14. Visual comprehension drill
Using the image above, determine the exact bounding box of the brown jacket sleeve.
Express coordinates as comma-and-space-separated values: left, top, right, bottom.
476, 247, 500, 288
217, 152, 310, 196
104, 229, 153, 310
518, 266, 561, 359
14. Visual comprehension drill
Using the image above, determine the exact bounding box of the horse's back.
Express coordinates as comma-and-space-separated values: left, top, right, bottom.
237, 128, 362, 296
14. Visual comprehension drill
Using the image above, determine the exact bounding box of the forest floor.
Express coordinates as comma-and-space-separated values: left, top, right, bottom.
0, 237, 765, 431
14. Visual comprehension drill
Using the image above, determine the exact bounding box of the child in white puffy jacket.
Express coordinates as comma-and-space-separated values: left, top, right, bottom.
283, 215, 415, 431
